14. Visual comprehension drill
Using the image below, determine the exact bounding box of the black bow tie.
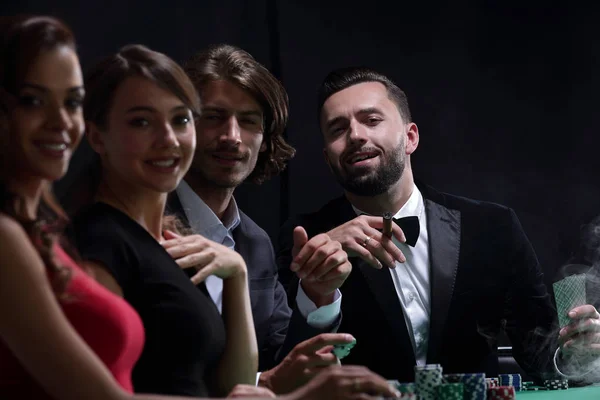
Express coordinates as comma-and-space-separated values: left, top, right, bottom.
392, 216, 420, 247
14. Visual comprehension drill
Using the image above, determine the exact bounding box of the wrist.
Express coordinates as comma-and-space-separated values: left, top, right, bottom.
258, 368, 274, 391
301, 281, 335, 307
229, 262, 248, 281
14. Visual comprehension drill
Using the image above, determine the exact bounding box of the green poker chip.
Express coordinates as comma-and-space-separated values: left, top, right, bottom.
331, 338, 356, 359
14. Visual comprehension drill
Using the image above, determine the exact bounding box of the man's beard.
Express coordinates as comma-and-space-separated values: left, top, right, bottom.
331, 142, 405, 197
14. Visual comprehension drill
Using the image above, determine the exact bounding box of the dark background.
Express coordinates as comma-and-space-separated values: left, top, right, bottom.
4, 1, 600, 289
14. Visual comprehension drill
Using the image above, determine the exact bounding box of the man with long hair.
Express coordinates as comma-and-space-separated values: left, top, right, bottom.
165, 44, 353, 394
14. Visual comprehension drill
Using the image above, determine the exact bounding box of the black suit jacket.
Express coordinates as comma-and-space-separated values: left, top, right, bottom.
167, 188, 336, 372
277, 182, 557, 382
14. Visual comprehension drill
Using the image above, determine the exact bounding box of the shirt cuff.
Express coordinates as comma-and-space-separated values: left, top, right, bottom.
296, 281, 341, 329
255, 372, 261, 386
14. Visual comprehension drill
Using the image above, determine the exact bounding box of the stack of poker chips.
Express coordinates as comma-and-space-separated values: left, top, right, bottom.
414, 364, 443, 400
521, 381, 547, 391
444, 373, 486, 400
498, 373, 522, 391
543, 379, 569, 390
487, 386, 516, 400
485, 377, 499, 389
436, 383, 464, 400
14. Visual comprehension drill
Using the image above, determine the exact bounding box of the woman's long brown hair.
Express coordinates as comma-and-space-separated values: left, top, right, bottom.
0, 15, 78, 295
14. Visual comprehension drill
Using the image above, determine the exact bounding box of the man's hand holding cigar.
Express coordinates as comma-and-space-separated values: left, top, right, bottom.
323, 214, 407, 270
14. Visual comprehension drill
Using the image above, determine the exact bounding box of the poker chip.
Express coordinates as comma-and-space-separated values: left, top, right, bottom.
544, 379, 569, 390
414, 364, 443, 400
443, 373, 486, 400
436, 383, 463, 400
524, 385, 547, 391
330, 339, 356, 359
443, 373, 463, 383
486, 377, 499, 389
416, 363, 443, 370
396, 382, 416, 394
498, 373, 522, 391
487, 385, 516, 400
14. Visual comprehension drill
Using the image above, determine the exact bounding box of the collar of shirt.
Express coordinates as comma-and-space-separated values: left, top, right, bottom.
176, 179, 241, 245
351, 184, 424, 220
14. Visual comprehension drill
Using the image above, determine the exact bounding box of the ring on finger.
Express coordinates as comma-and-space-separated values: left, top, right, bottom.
362, 236, 372, 248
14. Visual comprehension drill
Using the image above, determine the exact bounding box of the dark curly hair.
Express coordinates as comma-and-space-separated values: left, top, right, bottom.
0, 15, 77, 295
184, 44, 295, 184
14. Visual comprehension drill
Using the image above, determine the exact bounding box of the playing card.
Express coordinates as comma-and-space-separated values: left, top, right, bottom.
553, 274, 587, 328
331, 338, 356, 359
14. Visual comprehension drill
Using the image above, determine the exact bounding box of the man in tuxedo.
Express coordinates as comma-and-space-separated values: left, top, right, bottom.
277, 67, 600, 382
163, 45, 354, 394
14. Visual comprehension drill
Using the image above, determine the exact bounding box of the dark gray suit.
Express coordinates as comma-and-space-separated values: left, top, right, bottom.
167, 188, 339, 371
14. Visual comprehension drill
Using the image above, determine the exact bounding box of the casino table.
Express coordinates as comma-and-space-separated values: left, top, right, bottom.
517, 384, 600, 399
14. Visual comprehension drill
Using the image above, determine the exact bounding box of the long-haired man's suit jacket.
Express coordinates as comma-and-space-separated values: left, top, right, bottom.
167, 190, 339, 371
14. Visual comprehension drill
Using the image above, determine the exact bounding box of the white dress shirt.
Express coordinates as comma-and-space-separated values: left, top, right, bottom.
352, 185, 432, 365
176, 180, 341, 324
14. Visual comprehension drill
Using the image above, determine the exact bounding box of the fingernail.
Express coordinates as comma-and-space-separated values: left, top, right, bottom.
290, 263, 299, 272
345, 334, 355, 341
376, 260, 383, 269
569, 311, 577, 318
393, 389, 401, 398
559, 328, 566, 336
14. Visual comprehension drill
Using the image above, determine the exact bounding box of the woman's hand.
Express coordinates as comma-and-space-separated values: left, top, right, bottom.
161, 230, 247, 284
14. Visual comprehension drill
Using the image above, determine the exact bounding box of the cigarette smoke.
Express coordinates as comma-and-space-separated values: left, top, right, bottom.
548, 217, 600, 384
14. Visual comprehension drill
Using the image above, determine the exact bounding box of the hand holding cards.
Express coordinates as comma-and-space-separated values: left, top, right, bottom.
553, 274, 587, 328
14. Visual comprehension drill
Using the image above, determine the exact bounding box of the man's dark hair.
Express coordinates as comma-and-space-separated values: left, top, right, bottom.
184, 44, 295, 184
317, 66, 412, 123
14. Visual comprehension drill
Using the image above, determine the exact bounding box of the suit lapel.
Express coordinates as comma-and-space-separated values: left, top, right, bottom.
232, 220, 245, 259
356, 259, 417, 365
424, 199, 461, 363
167, 186, 212, 297
166, 187, 191, 227
335, 197, 416, 364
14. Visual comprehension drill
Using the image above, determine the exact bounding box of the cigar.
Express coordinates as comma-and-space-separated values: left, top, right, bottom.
383, 212, 393, 238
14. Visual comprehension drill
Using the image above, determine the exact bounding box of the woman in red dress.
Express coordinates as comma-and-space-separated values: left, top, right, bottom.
0, 14, 149, 399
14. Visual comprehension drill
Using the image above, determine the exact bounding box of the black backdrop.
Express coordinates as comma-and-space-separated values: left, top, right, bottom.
4, 1, 600, 290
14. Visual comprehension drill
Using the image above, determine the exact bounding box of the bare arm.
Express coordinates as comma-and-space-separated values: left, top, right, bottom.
162, 233, 259, 395
0, 215, 232, 400
215, 266, 259, 394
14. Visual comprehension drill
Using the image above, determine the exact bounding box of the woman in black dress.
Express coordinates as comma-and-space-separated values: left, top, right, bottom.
68, 43, 400, 400
69, 44, 257, 397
